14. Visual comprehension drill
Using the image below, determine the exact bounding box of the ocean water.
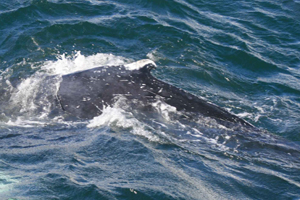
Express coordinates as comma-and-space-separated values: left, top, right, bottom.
0, 0, 300, 199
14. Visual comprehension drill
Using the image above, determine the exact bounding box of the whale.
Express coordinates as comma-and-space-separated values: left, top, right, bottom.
57, 59, 253, 128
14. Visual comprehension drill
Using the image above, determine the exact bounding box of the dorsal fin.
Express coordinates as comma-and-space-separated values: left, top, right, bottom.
124, 59, 156, 72
140, 63, 156, 73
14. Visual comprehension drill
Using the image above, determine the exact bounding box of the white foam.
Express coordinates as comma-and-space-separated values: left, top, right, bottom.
236, 112, 252, 118
41, 51, 133, 76
87, 106, 135, 128
6, 118, 47, 127
124, 59, 156, 71
152, 100, 177, 121
87, 106, 160, 142
40, 52, 156, 76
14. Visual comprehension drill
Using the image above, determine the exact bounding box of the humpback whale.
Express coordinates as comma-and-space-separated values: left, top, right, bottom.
57, 59, 253, 128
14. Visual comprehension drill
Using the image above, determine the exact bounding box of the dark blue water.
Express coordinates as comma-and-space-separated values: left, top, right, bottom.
0, 0, 300, 199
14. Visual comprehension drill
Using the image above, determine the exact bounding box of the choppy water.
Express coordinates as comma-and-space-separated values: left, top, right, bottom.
0, 0, 300, 199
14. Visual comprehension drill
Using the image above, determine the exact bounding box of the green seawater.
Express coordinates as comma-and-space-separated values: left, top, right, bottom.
0, 0, 300, 199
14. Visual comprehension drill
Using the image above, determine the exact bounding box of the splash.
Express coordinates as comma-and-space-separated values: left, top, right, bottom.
152, 100, 177, 121
42, 51, 133, 76
87, 106, 160, 142
1, 52, 134, 126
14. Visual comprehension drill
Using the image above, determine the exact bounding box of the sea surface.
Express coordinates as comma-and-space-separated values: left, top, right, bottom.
0, 0, 300, 199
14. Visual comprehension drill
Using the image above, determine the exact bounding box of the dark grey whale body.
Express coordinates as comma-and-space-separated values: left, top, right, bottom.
57, 60, 253, 128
